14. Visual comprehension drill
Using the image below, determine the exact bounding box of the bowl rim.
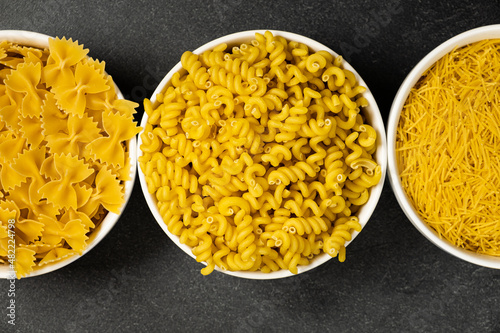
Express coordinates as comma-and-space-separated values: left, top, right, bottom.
0, 29, 138, 278
387, 24, 500, 269
137, 29, 387, 279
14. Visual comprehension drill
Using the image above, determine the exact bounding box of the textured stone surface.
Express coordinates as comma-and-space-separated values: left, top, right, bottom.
1, 1, 500, 332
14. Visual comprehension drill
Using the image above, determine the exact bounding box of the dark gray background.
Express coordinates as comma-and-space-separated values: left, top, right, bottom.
1, 1, 500, 332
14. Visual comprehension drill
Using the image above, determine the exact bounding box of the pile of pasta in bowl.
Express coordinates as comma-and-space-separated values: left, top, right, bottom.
388, 25, 500, 268
138, 30, 386, 278
0, 31, 140, 278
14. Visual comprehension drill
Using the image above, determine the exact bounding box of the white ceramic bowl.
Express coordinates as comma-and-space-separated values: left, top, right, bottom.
0, 30, 137, 278
138, 30, 387, 279
387, 25, 500, 269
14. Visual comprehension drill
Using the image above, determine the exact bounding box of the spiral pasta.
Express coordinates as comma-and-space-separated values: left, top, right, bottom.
140, 31, 381, 275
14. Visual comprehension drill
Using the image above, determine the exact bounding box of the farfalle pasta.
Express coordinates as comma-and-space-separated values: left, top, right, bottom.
140, 31, 381, 275
0, 37, 140, 278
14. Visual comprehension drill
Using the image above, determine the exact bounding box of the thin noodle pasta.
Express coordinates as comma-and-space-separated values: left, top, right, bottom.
397, 39, 500, 255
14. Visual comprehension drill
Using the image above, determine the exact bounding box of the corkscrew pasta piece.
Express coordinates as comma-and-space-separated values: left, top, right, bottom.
140, 31, 381, 275
0, 37, 140, 277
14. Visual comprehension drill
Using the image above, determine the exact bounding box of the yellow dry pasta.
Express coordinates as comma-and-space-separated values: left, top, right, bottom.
0, 37, 141, 278
397, 39, 500, 256
140, 31, 381, 275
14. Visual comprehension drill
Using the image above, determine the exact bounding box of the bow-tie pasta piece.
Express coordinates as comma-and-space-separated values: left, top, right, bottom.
0, 36, 140, 278
4, 62, 45, 118
87, 110, 142, 167
52, 62, 110, 117
11, 147, 47, 203
61, 208, 95, 232
43, 37, 88, 88
38, 215, 88, 253
45, 113, 100, 157
38, 154, 94, 210
81, 166, 124, 216
7, 179, 59, 221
